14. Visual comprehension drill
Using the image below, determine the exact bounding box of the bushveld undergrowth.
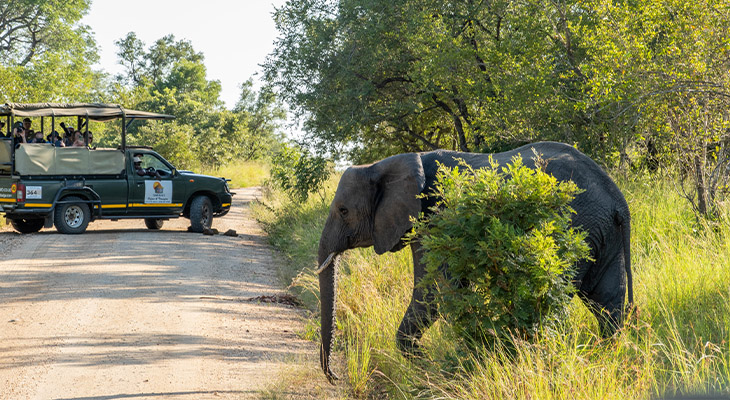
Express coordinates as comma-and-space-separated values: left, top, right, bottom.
253, 172, 730, 399
199, 160, 269, 189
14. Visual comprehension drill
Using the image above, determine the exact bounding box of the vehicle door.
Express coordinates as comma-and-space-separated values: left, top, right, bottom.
126, 152, 184, 216
84, 149, 129, 216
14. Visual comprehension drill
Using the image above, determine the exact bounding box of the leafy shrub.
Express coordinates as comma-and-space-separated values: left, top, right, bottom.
134, 121, 198, 170
269, 143, 332, 202
411, 156, 590, 344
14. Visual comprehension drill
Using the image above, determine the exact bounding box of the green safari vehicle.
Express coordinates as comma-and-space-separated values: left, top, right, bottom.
0, 103, 233, 234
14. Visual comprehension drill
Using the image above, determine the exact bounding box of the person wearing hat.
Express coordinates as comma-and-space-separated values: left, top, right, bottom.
133, 155, 162, 179
46, 131, 65, 147
22, 118, 33, 140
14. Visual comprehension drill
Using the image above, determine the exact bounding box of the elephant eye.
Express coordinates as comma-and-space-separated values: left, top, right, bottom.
339, 207, 348, 216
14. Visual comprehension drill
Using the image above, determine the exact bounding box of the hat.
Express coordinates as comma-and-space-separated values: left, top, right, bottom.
133, 156, 142, 163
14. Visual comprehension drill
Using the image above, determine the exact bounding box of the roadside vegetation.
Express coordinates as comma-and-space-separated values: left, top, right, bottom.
4, 1, 730, 398
199, 160, 270, 189
256, 1, 730, 395
254, 170, 730, 399
0, 3, 284, 173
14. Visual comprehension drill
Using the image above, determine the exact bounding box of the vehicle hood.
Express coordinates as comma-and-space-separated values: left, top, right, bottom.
179, 171, 224, 181
178, 171, 229, 191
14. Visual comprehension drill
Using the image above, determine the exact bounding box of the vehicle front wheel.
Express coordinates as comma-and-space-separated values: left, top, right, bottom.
189, 195, 213, 233
10, 218, 44, 234
54, 196, 90, 234
144, 218, 164, 230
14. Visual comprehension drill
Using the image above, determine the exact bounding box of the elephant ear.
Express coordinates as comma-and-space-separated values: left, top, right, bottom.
370, 153, 426, 255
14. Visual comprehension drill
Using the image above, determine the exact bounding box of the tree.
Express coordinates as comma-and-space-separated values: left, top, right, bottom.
115, 32, 146, 87
234, 80, 286, 160
647, 0, 730, 218
266, 0, 730, 218
0, 0, 102, 103
0, 0, 92, 67
264, 0, 604, 162
112, 33, 285, 168
146, 34, 203, 89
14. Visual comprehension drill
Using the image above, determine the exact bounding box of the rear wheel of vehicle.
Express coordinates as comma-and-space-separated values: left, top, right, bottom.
144, 218, 164, 230
10, 218, 44, 234
54, 196, 90, 234
189, 195, 213, 233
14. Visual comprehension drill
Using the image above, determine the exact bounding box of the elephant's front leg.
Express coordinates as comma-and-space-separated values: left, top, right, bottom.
396, 241, 438, 356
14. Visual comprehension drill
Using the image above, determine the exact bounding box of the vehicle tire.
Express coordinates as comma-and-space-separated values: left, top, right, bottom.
189, 195, 213, 233
54, 196, 90, 234
10, 218, 44, 234
144, 218, 164, 230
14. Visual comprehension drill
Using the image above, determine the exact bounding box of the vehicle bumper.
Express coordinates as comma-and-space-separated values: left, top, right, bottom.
214, 193, 233, 217
3, 203, 53, 215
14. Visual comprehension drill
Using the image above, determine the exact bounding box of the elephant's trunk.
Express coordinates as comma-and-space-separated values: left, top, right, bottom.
318, 248, 340, 383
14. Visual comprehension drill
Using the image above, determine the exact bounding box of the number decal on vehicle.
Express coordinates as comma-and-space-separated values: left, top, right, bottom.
26, 186, 42, 199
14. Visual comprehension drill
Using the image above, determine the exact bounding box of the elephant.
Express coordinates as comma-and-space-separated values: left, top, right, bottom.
316, 141, 633, 382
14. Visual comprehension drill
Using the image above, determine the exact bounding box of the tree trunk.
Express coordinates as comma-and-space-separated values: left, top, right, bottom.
695, 149, 709, 216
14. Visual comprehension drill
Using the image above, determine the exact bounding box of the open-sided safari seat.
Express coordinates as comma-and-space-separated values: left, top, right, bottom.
14, 144, 125, 176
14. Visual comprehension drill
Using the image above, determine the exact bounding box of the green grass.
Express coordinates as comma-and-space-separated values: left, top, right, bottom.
253, 173, 730, 399
199, 159, 269, 188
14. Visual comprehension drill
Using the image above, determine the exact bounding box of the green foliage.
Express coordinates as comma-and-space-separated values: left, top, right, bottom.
410, 157, 590, 343
110, 33, 285, 168
265, 0, 622, 161
269, 143, 332, 202
0, 0, 103, 104
0, 0, 93, 67
133, 121, 197, 170
266, 0, 730, 219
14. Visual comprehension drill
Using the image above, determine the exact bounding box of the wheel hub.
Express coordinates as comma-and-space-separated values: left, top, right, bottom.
64, 206, 84, 228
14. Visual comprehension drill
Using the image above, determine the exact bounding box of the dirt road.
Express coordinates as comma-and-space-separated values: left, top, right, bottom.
0, 188, 318, 399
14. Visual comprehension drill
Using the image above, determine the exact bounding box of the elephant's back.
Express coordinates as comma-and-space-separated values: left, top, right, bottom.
421, 142, 610, 186
419, 142, 629, 219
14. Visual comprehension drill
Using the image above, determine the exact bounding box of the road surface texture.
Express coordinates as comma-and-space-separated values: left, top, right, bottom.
0, 187, 334, 399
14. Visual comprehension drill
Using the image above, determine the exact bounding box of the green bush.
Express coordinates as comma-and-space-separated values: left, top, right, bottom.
411, 156, 590, 344
269, 143, 332, 202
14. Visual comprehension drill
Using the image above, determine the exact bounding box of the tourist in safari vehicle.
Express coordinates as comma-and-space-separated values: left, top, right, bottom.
0, 103, 233, 234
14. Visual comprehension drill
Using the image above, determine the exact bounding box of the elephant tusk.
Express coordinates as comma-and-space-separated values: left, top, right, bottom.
315, 252, 336, 275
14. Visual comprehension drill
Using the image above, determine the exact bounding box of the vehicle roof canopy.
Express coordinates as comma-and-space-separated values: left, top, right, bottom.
0, 103, 175, 121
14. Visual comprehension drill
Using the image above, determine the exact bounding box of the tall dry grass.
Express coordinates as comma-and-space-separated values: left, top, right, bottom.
254, 173, 730, 399
199, 159, 269, 188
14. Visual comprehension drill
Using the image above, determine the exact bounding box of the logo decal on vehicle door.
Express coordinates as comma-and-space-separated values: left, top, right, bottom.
144, 180, 172, 203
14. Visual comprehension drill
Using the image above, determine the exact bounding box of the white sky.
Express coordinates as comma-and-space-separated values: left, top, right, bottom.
83, 0, 288, 109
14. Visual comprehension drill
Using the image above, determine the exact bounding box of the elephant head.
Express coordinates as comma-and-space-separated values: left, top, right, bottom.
317, 153, 425, 381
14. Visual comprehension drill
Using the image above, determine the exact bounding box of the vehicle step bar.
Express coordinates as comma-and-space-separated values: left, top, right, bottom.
99, 215, 179, 220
